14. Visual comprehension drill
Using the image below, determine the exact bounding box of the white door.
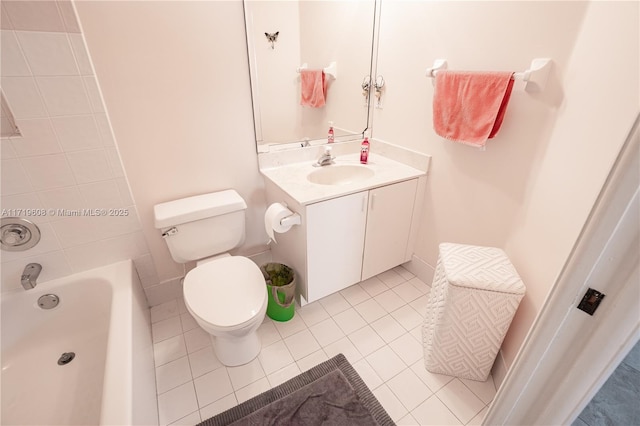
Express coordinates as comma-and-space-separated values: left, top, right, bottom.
306, 191, 368, 302
362, 179, 418, 280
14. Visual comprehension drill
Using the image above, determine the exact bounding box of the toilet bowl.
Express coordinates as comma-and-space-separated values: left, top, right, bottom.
183, 256, 267, 366
153, 190, 268, 367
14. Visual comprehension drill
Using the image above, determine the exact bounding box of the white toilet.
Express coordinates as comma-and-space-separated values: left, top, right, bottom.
153, 190, 267, 367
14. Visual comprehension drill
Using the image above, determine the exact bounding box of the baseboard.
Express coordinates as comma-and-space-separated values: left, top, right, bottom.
402, 254, 436, 285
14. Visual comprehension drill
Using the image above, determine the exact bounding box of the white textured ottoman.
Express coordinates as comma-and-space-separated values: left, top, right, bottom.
422, 243, 526, 381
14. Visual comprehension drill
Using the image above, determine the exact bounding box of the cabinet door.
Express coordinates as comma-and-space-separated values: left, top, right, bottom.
306, 191, 368, 302
362, 179, 418, 280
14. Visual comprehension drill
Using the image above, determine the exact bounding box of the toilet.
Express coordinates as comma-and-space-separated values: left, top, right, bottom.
153, 190, 267, 366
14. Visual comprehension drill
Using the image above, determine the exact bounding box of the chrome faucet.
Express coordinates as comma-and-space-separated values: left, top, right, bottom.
21, 263, 42, 290
315, 146, 335, 167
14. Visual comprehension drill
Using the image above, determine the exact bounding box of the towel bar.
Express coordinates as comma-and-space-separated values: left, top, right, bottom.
297, 61, 338, 80
426, 58, 552, 92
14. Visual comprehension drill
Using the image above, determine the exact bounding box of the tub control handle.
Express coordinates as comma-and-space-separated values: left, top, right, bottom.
161, 227, 178, 238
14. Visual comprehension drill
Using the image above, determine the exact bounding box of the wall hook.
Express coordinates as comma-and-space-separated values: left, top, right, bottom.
265, 31, 279, 49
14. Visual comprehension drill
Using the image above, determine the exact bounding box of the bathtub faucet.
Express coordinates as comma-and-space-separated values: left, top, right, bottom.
21, 263, 42, 290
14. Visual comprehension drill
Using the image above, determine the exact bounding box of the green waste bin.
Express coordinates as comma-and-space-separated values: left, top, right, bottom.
261, 263, 296, 322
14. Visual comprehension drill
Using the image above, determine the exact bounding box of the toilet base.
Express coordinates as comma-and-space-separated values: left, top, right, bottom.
211, 331, 261, 367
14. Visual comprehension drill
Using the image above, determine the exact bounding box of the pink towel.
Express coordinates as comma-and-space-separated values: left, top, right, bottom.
300, 70, 327, 108
433, 71, 514, 147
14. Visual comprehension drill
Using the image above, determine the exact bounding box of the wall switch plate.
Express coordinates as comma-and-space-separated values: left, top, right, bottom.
577, 288, 605, 316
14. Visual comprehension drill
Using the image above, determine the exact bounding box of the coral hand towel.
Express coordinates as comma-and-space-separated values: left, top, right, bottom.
433, 71, 514, 147
300, 70, 327, 108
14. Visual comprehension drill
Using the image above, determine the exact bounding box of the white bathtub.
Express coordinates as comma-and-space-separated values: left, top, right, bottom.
1, 260, 158, 425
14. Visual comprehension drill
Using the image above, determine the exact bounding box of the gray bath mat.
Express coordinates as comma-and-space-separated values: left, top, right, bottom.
197, 353, 395, 426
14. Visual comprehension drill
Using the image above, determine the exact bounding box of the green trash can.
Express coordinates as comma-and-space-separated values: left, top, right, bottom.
261, 263, 296, 322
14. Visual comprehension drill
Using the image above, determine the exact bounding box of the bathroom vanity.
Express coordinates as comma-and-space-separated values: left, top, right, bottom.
261, 151, 427, 304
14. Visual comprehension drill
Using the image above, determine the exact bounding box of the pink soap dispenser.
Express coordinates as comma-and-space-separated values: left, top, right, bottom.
360, 132, 370, 164
327, 121, 335, 144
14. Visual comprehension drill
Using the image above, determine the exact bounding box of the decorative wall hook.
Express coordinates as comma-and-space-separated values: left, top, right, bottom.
265, 31, 279, 49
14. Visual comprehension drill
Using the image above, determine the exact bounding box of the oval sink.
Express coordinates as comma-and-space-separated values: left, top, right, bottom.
307, 164, 375, 185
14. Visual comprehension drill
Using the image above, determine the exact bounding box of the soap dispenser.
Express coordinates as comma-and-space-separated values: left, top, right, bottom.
360, 132, 370, 164
327, 121, 335, 144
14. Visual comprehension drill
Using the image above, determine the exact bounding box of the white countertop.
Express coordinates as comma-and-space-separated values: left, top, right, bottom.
260, 153, 426, 205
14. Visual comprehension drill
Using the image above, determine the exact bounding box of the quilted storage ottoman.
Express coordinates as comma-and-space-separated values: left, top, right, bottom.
422, 243, 525, 381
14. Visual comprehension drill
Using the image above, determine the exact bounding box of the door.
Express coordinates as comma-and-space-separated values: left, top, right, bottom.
361, 179, 418, 280
306, 191, 368, 302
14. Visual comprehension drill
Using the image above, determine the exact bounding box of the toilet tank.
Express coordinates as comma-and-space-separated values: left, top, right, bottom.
153, 190, 248, 263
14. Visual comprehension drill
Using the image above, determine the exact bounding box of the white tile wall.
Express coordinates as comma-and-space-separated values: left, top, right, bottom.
20, 153, 76, 190
11, 118, 63, 156
66, 148, 114, 183
36, 76, 92, 116
1, 77, 48, 118
50, 115, 102, 151
1, 30, 31, 76
148, 269, 497, 425
1, 158, 34, 195
2, 1, 67, 32
16, 31, 79, 76
0, 10, 159, 297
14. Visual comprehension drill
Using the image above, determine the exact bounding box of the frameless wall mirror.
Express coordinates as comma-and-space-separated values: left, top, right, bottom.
244, 0, 377, 152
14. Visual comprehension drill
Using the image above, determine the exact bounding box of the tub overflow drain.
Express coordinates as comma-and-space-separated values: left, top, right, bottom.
38, 294, 59, 309
58, 352, 75, 365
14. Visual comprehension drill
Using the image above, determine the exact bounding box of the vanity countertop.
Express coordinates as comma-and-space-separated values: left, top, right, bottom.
260, 153, 426, 205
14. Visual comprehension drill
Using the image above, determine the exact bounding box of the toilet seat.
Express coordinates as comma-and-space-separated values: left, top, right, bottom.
183, 256, 266, 329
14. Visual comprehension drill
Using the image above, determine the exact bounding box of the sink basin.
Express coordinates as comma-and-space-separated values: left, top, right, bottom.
307, 164, 375, 185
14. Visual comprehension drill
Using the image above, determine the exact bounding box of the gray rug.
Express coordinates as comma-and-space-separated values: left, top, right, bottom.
198, 354, 395, 426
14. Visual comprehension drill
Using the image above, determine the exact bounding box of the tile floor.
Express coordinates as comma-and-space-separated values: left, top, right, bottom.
149, 266, 495, 425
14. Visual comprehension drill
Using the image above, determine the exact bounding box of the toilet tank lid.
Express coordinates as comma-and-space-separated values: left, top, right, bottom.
154, 190, 247, 229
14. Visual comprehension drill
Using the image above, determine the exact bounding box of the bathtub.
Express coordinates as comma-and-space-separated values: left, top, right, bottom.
1, 260, 158, 425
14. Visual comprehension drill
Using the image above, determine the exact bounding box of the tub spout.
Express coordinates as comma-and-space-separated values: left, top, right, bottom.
21, 263, 42, 290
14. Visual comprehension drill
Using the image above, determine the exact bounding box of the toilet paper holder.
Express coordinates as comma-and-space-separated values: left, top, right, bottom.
279, 213, 301, 227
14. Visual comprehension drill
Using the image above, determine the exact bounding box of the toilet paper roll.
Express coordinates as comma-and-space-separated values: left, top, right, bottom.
264, 203, 294, 243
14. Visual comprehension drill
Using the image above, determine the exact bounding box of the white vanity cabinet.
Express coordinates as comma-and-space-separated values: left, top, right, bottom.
262, 155, 428, 305
304, 179, 420, 302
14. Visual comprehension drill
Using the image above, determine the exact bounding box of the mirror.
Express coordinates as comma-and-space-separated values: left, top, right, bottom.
244, 0, 377, 151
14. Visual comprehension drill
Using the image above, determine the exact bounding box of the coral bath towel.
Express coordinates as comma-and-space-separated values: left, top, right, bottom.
300, 70, 327, 108
433, 71, 514, 147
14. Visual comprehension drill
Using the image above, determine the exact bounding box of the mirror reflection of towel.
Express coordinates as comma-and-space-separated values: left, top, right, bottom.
433, 71, 514, 147
300, 70, 327, 108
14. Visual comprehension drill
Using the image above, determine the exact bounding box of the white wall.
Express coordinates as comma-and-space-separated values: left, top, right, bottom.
0, 0, 158, 295
501, 1, 640, 366
373, 1, 639, 367
75, 1, 268, 304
